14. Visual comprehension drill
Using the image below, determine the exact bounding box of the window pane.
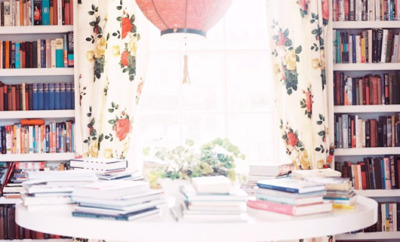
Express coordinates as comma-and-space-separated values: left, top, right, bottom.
226, 51, 272, 111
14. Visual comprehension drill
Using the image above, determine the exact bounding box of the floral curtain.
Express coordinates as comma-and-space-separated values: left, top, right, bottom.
266, 0, 331, 169
75, 0, 147, 159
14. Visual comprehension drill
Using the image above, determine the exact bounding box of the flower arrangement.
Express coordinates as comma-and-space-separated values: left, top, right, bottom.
143, 138, 246, 188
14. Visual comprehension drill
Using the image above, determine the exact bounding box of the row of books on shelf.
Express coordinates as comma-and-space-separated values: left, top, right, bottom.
335, 156, 400, 190
0, 33, 74, 69
332, 0, 400, 22
334, 113, 400, 148
0, 82, 74, 111
0, 0, 73, 26
0, 119, 75, 155
333, 29, 400, 64
360, 202, 400, 233
0, 204, 67, 239
334, 71, 400, 106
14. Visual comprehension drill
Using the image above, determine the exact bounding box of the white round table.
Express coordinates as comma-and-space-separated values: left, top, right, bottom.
16, 196, 378, 242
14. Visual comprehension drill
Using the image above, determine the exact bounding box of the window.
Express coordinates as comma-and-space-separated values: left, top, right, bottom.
129, 0, 279, 170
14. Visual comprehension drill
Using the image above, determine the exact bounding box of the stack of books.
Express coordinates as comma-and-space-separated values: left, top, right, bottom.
247, 178, 332, 216
21, 170, 97, 208
71, 180, 164, 221
304, 176, 356, 209
69, 157, 127, 174
291, 169, 356, 209
175, 176, 249, 222
245, 163, 293, 194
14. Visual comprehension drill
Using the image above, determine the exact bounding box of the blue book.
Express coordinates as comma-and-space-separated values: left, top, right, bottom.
256, 178, 325, 194
71, 83, 75, 109
54, 83, 61, 110
60, 83, 66, 109
43, 83, 49, 110
48, 83, 55, 110
65, 82, 72, 109
351, 34, 356, 63
15, 43, 20, 68
45, 125, 50, 153
41, 0, 50, 25
32, 83, 38, 110
40, 39, 46, 68
37, 83, 44, 110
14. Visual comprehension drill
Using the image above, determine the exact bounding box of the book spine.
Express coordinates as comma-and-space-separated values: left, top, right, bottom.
247, 199, 294, 215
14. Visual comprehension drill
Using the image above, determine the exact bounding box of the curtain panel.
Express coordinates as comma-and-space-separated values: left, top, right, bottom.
75, 0, 147, 159
266, 0, 331, 169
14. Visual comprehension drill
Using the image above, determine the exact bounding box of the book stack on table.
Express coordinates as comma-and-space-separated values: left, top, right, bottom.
174, 176, 249, 222
247, 177, 332, 216
291, 168, 356, 209
71, 180, 164, 221
21, 170, 97, 208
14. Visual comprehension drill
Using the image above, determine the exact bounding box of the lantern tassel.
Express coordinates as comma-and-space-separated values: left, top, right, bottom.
183, 54, 190, 84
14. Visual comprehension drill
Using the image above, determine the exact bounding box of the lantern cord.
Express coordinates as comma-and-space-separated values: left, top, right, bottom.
182, 54, 190, 84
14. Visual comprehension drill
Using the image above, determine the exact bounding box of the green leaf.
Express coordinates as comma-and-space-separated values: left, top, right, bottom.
129, 75, 134, 81
108, 108, 114, 113
89, 21, 96, 26
295, 46, 302, 54
109, 120, 116, 125
91, 4, 95, 10
116, 6, 122, 10
112, 32, 117, 36
117, 16, 122, 21
283, 29, 289, 37
318, 130, 325, 136
317, 121, 323, 125
315, 147, 321, 151
88, 10, 94, 15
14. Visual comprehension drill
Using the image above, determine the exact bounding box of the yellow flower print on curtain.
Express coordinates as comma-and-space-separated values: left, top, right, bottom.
267, 0, 331, 170
75, 0, 147, 159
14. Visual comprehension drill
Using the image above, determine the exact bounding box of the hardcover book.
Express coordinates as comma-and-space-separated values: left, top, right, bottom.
256, 178, 325, 194
247, 199, 332, 216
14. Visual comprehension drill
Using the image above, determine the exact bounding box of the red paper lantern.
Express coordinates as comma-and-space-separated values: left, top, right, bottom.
136, 0, 233, 38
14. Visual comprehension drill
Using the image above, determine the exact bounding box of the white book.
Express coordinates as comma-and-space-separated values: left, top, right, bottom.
46, 39, 51, 67
356, 35, 361, 63
381, 29, 389, 63
368, 0, 375, 21
368, 29, 373, 63
361, 119, 366, 148
355, 0, 362, 21
391, 34, 399, 63
10, 0, 14, 26
376, 0, 381, 20
397, 0, 400, 20
356, 115, 363, 148
51, 39, 56, 68
342, 114, 349, 148
37, 39, 41, 68
57, 0, 62, 25
191, 176, 231, 194
3, 0, 11, 26
15, 0, 19, 26
339, 0, 345, 21
347, 77, 352, 105
348, 34, 353, 63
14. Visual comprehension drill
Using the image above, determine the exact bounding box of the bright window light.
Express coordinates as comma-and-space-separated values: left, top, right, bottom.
129, 0, 279, 171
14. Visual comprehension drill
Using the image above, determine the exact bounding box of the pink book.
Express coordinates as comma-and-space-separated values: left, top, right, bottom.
247, 199, 332, 216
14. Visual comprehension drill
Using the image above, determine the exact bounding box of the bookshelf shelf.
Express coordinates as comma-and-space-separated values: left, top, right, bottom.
0, 198, 20, 205
333, 63, 400, 71
334, 105, 400, 113
0, 25, 74, 34
355, 190, 400, 198
335, 147, 400, 156
0, 153, 75, 162
0, 110, 75, 119
0, 68, 74, 77
333, 21, 400, 29
336, 231, 400, 240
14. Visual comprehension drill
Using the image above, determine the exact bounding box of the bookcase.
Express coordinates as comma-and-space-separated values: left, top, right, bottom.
328, 0, 400, 241
0, 0, 77, 240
